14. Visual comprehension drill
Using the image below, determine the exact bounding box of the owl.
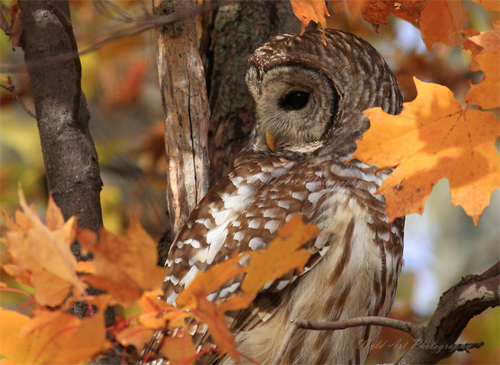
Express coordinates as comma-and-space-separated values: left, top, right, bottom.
161, 29, 404, 364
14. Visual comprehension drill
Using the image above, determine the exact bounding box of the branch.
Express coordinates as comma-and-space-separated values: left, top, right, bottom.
0, 75, 36, 118
396, 261, 499, 364
271, 261, 500, 365
0, 2, 222, 74
153, 0, 210, 239
0, 4, 11, 36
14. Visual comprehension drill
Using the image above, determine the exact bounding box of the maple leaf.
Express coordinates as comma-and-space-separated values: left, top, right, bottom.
190, 294, 238, 361
176, 255, 246, 308
352, 77, 500, 225
359, 1, 464, 50
0, 304, 110, 364
77, 217, 166, 308
472, 0, 500, 12
171, 215, 318, 362
289, 0, 330, 42
241, 215, 318, 296
419, 0, 465, 50
159, 334, 197, 365
9, 0, 23, 49
464, 49, 500, 110
1, 187, 86, 306
464, 21, 500, 72
328, 0, 369, 21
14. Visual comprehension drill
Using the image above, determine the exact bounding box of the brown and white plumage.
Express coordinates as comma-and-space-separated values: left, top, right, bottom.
162, 29, 404, 364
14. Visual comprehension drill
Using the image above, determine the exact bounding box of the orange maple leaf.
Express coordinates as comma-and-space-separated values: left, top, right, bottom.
290, 0, 330, 41
472, 0, 500, 12
77, 217, 166, 308
190, 294, 239, 362
1, 187, 86, 306
328, 0, 369, 21
241, 215, 317, 296
0, 304, 109, 364
419, 0, 465, 50
159, 334, 197, 365
359, 1, 464, 50
464, 49, 500, 110
171, 215, 318, 362
352, 77, 500, 225
176, 255, 246, 308
464, 21, 500, 72
361, 0, 428, 27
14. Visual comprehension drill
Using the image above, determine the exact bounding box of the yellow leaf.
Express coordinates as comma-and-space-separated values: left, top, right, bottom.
242, 215, 318, 295
419, 0, 465, 50
0, 307, 109, 364
176, 255, 246, 308
2, 187, 86, 306
353, 77, 500, 225
190, 294, 239, 362
465, 49, 500, 110
290, 0, 330, 39
159, 333, 197, 365
0, 308, 30, 363
78, 217, 166, 308
472, 0, 500, 12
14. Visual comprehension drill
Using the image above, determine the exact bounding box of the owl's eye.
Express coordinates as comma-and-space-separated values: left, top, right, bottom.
280, 91, 310, 110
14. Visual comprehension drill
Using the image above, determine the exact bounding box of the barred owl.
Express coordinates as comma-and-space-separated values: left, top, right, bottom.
162, 29, 404, 364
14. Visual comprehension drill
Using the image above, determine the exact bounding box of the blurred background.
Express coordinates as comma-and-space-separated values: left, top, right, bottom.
0, 1, 498, 363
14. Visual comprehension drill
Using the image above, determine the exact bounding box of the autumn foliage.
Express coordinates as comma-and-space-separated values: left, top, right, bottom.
292, 0, 499, 226
0, 188, 318, 364
1, 0, 499, 364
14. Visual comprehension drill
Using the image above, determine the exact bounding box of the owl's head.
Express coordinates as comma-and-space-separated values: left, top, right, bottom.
245, 29, 403, 159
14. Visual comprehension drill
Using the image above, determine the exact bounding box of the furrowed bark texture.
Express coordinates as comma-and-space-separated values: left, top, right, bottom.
19, 1, 103, 249
153, 0, 210, 240
205, 0, 300, 186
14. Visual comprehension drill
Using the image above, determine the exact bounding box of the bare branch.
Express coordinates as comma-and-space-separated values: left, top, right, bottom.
0, 4, 11, 36
271, 316, 423, 365
271, 262, 500, 365
396, 261, 499, 364
0, 76, 36, 118
0, 1, 222, 74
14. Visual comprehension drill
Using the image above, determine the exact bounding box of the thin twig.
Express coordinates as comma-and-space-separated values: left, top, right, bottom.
0, 1, 223, 74
47, 2, 81, 124
0, 76, 36, 118
270, 316, 423, 365
0, 6, 11, 35
296, 316, 421, 337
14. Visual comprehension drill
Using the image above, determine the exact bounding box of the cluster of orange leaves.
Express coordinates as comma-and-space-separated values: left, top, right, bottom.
0, 187, 318, 364
292, 0, 499, 225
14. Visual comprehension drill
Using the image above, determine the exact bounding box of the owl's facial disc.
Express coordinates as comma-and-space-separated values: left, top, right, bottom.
248, 65, 338, 153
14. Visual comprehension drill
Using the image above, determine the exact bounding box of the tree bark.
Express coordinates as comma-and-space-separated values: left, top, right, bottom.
19, 0, 103, 254
206, 0, 300, 186
153, 0, 210, 241
19, 5, 119, 361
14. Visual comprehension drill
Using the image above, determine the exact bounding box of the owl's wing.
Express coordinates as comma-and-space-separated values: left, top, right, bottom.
163, 157, 401, 357
163, 157, 327, 304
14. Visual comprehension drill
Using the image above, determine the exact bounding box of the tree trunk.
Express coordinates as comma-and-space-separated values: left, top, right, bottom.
205, 0, 300, 186
19, 4, 119, 361
19, 0, 103, 252
153, 0, 211, 241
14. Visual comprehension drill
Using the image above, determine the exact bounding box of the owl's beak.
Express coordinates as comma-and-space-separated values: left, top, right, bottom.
265, 130, 277, 152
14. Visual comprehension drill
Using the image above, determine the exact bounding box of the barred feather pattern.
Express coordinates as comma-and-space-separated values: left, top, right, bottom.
159, 29, 405, 364
163, 157, 404, 364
